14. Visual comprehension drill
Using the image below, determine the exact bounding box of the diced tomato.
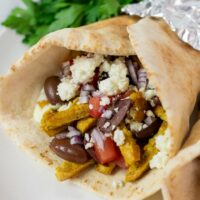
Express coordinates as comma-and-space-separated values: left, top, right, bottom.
94, 137, 120, 164
114, 155, 127, 169
89, 97, 102, 118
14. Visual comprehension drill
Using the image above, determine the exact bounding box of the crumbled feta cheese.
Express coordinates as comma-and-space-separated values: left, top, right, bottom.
146, 110, 155, 117
89, 104, 93, 110
114, 107, 119, 112
113, 128, 125, 146
100, 60, 111, 73
149, 129, 171, 169
143, 124, 148, 129
85, 142, 94, 149
150, 100, 156, 107
101, 110, 113, 119
57, 78, 78, 101
84, 133, 90, 142
144, 89, 156, 100
156, 130, 171, 153
112, 125, 116, 130
99, 58, 129, 96
100, 96, 110, 106
112, 180, 125, 189
71, 54, 104, 84
58, 102, 72, 112
130, 122, 143, 132
149, 152, 169, 169
99, 79, 119, 95
109, 59, 127, 77
103, 122, 110, 129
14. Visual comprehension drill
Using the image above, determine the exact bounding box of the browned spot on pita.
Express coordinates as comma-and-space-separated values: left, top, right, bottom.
39, 43, 46, 49
92, 185, 97, 191
96, 180, 102, 185
23, 52, 30, 61
11, 65, 16, 72
83, 179, 88, 183
40, 151, 53, 165
109, 192, 114, 196
30, 145, 37, 149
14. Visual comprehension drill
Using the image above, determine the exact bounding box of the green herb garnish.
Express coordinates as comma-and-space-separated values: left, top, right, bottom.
2, 0, 142, 46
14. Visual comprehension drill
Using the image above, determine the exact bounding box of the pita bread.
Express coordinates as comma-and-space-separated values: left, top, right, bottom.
0, 16, 200, 200
127, 17, 200, 157
161, 119, 200, 200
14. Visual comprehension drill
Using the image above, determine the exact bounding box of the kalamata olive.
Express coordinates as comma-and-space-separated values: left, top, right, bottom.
44, 76, 63, 105
98, 99, 132, 132
134, 119, 162, 140
50, 138, 89, 163
83, 140, 99, 162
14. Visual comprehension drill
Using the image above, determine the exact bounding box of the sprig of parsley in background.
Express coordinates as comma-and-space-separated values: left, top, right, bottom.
2, 0, 142, 46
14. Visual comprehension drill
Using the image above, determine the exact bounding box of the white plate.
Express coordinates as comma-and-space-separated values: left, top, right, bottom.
0, 1, 163, 200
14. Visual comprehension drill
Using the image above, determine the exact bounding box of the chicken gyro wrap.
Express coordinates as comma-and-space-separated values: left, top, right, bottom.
0, 16, 200, 200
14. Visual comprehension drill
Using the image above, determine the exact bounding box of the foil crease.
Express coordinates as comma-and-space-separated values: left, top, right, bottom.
122, 0, 200, 51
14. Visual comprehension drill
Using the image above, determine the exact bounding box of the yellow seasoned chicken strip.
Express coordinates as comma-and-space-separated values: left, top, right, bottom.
125, 121, 168, 182
41, 103, 90, 136
56, 160, 95, 181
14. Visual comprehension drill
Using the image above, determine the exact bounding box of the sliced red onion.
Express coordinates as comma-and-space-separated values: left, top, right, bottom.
101, 110, 113, 119
79, 96, 89, 104
144, 116, 155, 125
92, 90, 103, 97
55, 132, 68, 139
126, 58, 138, 85
91, 128, 105, 150
80, 90, 90, 97
138, 69, 147, 89
70, 135, 83, 145
83, 84, 95, 91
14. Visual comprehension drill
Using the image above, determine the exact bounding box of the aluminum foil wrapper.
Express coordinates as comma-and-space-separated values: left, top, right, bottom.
122, 0, 200, 51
